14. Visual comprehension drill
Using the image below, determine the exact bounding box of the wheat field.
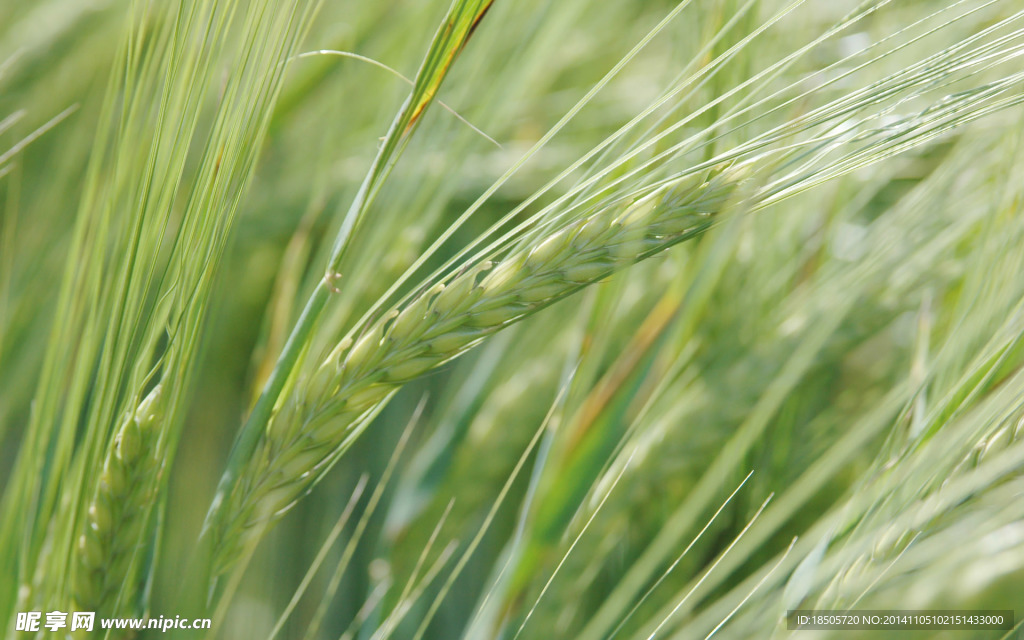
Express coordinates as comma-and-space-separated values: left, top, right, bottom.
2, 0, 1024, 638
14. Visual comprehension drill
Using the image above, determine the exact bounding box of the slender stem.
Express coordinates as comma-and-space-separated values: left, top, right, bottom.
191, 0, 491, 608
201, 278, 332, 535
200, 111, 405, 536
329, 97, 409, 272
186, 279, 330, 617
192, 97, 411, 616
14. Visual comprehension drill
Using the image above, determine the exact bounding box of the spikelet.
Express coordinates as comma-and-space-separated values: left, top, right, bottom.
211, 165, 747, 574
73, 385, 163, 615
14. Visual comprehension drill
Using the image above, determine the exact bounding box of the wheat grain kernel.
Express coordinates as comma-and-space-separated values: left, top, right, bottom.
100, 462, 127, 497
79, 529, 104, 570
383, 356, 440, 382
480, 257, 523, 293
463, 304, 524, 327
346, 326, 385, 373
389, 283, 445, 343
89, 500, 113, 534
425, 328, 483, 353
344, 384, 392, 411
562, 260, 616, 284
518, 280, 570, 303
527, 228, 569, 269
432, 275, 483, 316
118, 419, 142, 463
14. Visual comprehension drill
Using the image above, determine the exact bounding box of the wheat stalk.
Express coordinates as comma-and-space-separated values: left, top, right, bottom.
72, 385, 163, 615
208, 163, 749, 575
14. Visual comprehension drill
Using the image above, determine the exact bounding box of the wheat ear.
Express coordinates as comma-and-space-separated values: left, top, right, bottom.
211, 165, 747, 574
73, 385, 163, 614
